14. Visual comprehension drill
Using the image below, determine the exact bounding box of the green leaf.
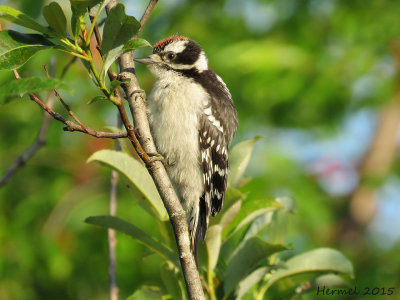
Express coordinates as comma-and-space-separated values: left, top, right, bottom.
160, 262, 185, 300
219, 200, 242, 232
109, 78, 130, 93
87, 95, 108, 104
224, 237, 287, 295
0, 30, 53, 70
70, 0, 103, 15
87, 150, 168, 220
85, 216, 179, 268
127, 286, 164, 300
123, 38, 152, 51
224, 198, 282, 239
70, 14, 83, 40
224, 186, 246, 209
262, 248, 354, 292
205, 225, 222, 273
214, 187, 245, 229
20, 0, 45, 19
102, 4, 141, 55
102, 38, 152, 80
265, 197, 295, 245
90, 0, 111, 15
242, 211, 275, 241
43, 2, 67, 36
237, 267, 269, 299
228, 137, 262, 188
101, 4, 141, 77
70, 0, 103, 38
104, 126, 139, 158
0, 77, 69, 103
0, 6, 52, 35
314, 274, 351, 288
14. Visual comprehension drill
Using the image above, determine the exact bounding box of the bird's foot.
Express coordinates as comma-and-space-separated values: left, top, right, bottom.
147, 152, 171, 166
130, 89, 146, 100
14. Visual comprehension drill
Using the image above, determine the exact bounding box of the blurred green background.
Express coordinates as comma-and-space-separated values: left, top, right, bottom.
1, 0, 400, 299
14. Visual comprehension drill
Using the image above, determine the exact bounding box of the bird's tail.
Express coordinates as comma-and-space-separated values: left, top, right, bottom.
189, 195, 208, 264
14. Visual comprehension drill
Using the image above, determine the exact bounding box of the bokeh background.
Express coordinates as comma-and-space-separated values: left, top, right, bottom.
1, 0, 400, 299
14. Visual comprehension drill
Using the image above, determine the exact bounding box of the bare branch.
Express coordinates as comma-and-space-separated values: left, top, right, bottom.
0, 75, 55, 187
106, 1, 205, 299
62, 122, 127, 138
0, 62, 58, 187
138, 0, 158, 35
108, 116, 122, 300
350, 49, 400, 227
45, 65, 94, 135
60, 57, 78, 79
12, 69, 128, 139
350, 95, 400, 226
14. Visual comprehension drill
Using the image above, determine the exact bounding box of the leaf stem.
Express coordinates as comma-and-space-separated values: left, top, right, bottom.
55, 47, 90, 61
86, 1, 104, 48
61, 37, 83, 53
255, 284, 268, 300
86, 49, 112, 100
207, 272, 217, 300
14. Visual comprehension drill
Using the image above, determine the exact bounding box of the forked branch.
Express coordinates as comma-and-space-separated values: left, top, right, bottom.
11, 69, 128, 139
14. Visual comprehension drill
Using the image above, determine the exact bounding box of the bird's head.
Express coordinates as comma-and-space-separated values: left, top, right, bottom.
134, 36, 208, 79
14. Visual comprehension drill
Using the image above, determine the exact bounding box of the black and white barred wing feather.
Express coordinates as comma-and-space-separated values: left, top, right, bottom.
199, 112, 228, 219
197, 72, 238, 239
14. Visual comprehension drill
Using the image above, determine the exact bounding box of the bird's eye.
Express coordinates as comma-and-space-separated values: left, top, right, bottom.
167, 53, 176, 60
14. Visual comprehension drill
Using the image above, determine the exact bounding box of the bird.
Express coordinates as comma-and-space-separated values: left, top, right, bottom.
134, 35, 238, 259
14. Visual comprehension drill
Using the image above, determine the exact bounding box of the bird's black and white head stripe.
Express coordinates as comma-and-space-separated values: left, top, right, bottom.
153, 36, 203, 66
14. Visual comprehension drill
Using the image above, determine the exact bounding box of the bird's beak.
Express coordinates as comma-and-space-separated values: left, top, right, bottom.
134, 54, 159, 65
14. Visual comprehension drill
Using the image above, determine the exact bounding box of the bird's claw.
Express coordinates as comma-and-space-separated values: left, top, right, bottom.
148, 152, 167, 165
131, 89, 146, 99
147, 152, 175, 166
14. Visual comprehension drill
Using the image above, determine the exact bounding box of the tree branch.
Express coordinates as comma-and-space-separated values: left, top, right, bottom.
1, 61, 60, 187
137, 0, 158, 35
106, 1, 205, 299
108, 116, 122, 300
350, 47, 400, 227
350, 95, 400, 226
88, 8, 149, 163
11, 69, 128, 139
60, 57, 77, 79
0, 66, 55, 187
45, 64, 94, 135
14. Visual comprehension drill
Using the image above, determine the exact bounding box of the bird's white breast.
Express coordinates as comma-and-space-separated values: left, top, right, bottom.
147, 73, 208, 210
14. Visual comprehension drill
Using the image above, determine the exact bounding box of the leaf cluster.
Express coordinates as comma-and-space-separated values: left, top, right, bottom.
87, 138, 354, 299
0, 1, 151, 103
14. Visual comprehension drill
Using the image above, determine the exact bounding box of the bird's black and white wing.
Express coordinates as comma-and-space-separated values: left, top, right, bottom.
197, 71, 238, 239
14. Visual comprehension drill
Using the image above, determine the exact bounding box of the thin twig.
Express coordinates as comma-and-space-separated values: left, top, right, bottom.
45, 65, 93, 134
87, 9, 121, 299
0, 63, 56, 187
138, 0, 158, 35
60, 57, 77, 79
108, 116, 122, 300
12, 69, 128, 139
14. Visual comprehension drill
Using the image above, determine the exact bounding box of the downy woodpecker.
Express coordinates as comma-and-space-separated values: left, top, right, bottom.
135, 36, 238, 258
